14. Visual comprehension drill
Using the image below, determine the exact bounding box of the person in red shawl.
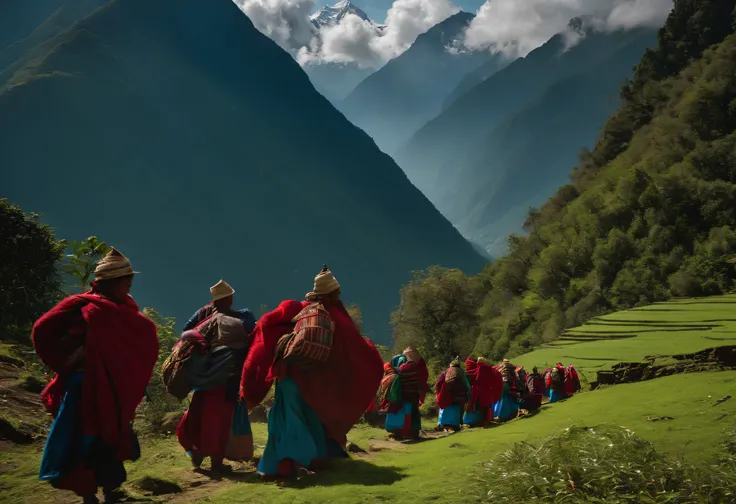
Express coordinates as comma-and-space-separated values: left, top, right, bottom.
435, 358, 470, 431
176, 280, 254, 472
378, 346, 429, 440
546, 363, 568, 403
33, 248, 158, 504
240, 265, 383, 480
463, 356, 502, 427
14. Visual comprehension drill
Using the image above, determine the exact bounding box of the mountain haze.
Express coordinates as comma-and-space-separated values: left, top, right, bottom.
0, 0, 485, 342
340, 12, 497, 155
397, 23, 657, 255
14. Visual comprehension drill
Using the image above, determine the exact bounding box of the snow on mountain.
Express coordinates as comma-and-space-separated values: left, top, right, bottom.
310, 0, 383, 31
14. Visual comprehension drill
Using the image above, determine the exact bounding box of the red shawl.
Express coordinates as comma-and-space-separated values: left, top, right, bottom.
33, 294, 158, 459
465, 359, 502, 412
241, 299, 383, 446
416, 358, 430, 405
564, 365, 581, 395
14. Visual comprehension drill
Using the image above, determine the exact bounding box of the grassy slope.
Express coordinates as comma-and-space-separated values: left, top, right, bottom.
513, 295, 736, 384
2, 296, 736, 503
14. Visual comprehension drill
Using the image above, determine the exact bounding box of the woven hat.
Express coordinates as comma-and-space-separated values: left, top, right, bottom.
210, 280, 235, 301
313, 264, 340, 295
93, 247, 138, 281
477, 357, 486, 364
403, 346, 421, 363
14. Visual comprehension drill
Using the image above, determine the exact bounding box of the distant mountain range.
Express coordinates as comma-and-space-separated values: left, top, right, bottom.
0, 0, 485, 342
340, 11, 505, 155
301, 0, 382, 103
310, 0, 383, 31
396, 21, 658, 255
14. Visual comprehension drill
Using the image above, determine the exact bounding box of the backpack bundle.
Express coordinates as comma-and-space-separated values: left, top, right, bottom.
276, 302, 334, 370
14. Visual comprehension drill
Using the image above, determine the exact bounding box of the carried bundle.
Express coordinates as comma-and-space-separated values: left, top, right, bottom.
162, 313, 247, 399
276, 301, 334, 370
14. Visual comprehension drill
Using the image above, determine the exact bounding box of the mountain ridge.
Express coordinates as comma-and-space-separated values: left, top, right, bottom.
0, 0, 485, 341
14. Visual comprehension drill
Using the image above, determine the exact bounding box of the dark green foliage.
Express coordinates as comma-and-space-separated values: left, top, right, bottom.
61, 236, 110, 292
138, 307, 184, 435
0, 199, 65, 341
483, 425, 736, 503
390, 266, 483, 364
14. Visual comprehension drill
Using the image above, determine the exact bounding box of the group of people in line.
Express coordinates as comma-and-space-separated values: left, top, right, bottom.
376, 348, 581, 437
30, 247, 580, 504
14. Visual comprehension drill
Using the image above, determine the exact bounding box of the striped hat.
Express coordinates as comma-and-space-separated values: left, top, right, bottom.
313, 264, 340, 295
93, 247, 138, 281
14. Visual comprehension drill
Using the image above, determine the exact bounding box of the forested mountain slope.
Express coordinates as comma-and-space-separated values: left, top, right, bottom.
391, 0, 736, 361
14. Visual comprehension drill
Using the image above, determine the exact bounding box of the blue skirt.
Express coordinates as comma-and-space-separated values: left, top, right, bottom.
463, 407, 487, 426
232, 402, 252, 435
493, 393, 519, 420
40, 373, 137, 493
438, 404, 463, 428
549, 390, 568, 403
258, 377, 328, 476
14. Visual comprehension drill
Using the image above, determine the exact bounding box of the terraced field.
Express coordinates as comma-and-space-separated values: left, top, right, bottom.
513, 295, 736, 386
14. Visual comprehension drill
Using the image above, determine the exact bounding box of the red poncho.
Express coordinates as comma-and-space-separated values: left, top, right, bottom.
241, 299, 383, 446
465, 359, 503, 412
416, 358, 430, 405
33, 294, 158, 459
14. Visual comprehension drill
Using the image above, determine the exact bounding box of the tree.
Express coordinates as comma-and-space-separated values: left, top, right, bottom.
390, 266, 482, 365
346, 303, 363, 333
61, 236, 110, 292
0, 199, 65, 341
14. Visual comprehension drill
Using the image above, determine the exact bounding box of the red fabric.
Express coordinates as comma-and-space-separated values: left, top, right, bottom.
242, 300, 383, 446
33, 294, 158, 460
240, 300, 303, 404
416, 358, 430, 405
465, 359, 502, 413
177, 386, 235, 461
564, 365, 580, 395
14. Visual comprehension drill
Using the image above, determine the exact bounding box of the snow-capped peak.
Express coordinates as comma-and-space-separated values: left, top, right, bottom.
310, 0, 373, 29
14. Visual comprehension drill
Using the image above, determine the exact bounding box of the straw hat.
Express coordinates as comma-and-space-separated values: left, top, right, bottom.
210, 280, 235, 301
477, 357, 486, 364
93, 247, 138, 281
313, 265, 340, 295
403, 346, 421, 363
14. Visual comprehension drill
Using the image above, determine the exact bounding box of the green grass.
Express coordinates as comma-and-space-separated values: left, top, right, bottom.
2, 371, 734, 504
513, 295, 736, 383
3, 295, 736, 503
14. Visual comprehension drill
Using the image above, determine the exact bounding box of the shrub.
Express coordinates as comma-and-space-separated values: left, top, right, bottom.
482, 425, 736, 503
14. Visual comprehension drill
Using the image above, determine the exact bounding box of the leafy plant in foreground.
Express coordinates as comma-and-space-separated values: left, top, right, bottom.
482, 425, 736, 503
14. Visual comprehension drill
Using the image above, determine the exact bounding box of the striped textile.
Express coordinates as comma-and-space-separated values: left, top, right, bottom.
398, 361, 420, 402
281, 302, 334, 369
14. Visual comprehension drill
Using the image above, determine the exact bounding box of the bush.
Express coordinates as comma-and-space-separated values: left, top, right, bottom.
0, 199, 65, 342
482, 425, 736, 503
136, 308, 186, 436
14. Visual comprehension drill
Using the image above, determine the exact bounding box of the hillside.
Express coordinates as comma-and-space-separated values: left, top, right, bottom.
0, 0, 108, 86
303, 61, 374, 103
432, 0, 736, 360
3, 296, 736, 502
0, 0, 485, 342
340, 12, 499, 155
396, 24, 657, 255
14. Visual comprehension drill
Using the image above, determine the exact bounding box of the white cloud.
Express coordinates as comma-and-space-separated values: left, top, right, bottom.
464, 0, 672, 57
236, 0, 460, 69
236, 0, 317, 51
